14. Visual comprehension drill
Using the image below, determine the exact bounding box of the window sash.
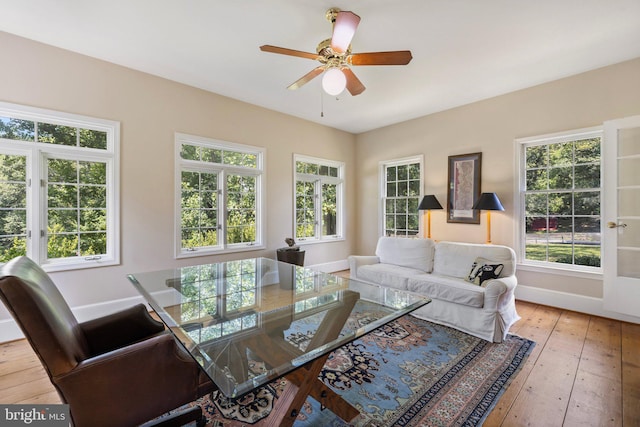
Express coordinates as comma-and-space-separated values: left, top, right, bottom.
180, 168, 221, 252
226, 172, 257, 246
295, 179, 316, 239
44, 154, 110, 262
0, 150, 29, 262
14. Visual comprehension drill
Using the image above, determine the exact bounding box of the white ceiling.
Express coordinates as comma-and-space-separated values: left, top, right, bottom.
2, 0, 640, 134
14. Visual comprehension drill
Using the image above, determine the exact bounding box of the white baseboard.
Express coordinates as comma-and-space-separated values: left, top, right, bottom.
308, 259, 349, 273
515, 284, 640, 324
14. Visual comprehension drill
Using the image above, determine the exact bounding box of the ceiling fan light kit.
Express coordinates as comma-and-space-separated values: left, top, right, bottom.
260, 8, 412, 97
322, 67, 347, 95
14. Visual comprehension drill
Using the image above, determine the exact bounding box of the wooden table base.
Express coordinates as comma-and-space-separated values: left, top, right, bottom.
248, 291, 361, 426
269, 352, 360, 427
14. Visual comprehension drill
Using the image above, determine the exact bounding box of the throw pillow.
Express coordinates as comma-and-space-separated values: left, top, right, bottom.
467, 258, 504, 286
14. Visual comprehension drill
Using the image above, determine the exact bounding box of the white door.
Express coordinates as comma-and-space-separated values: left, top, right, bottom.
603, 116, 640, 316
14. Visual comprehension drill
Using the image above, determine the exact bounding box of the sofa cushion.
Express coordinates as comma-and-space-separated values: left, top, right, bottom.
357, 263, 425, 290
407, 274, 485, 308
467, 258, 505, 285
433, 242, 515, 279
375, 237, 435, 273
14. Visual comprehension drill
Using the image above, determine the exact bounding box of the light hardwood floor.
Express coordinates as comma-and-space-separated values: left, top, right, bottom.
0, 299, 638, 426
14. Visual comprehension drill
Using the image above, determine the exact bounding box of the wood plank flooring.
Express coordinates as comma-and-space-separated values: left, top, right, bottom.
0, 300, 638, 426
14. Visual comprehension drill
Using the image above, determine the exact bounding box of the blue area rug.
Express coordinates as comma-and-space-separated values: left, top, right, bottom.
194, 314, 534, 426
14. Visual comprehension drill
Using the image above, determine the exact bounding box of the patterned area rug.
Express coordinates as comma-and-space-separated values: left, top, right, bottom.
192, 314, 534, 426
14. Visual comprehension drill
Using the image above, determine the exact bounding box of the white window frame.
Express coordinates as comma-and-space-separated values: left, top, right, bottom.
293, 154, 345, 244
175, 133, 266, 258
379, 155, 424, 238
514, 126, 603, 275
0, 101, 120, 272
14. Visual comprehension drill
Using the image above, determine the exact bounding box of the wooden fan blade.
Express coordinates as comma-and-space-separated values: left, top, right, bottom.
331, 11, 361, 54
287, 66, 324, 90
342, 68, 366, 96
260, 45, 320, 61
348, 51, 413, 66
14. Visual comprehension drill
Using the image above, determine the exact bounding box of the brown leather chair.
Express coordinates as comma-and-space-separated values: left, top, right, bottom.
0, 256, 216, 427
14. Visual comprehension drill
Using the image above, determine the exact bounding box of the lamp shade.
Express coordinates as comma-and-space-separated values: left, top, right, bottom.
418, 195, 443, 210
472, 193, 504, 211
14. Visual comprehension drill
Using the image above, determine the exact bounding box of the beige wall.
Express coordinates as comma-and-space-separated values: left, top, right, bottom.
2, 29, 640, 327
355, 57, 640, 299
0, 32, 356, 317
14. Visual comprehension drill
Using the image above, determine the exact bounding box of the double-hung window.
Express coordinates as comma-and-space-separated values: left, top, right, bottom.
294, 155, 344, 242
516, 128, 602, 270
176, 133, 265, 257
380, 156, 423, 237
0, 102, 119, 271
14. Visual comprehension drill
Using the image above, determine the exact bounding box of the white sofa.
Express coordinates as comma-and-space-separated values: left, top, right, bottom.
348, 237, 520, 342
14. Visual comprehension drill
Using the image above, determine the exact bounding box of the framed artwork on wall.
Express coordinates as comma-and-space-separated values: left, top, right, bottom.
447, 152, 482, 224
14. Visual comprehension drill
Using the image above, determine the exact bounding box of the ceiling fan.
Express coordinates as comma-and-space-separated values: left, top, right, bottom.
260, 8, 412, 96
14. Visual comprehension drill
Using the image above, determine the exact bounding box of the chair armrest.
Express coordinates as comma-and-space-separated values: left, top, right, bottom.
482, 275, 517, 311
56, 332, 215, 427
79, 303, 165, 356
347, 255, 380, 278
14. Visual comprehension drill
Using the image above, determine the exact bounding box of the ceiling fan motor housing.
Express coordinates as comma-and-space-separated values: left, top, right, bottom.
316, 38, 351, 65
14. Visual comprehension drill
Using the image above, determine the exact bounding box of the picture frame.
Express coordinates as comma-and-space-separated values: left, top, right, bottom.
447, 152, 482, 224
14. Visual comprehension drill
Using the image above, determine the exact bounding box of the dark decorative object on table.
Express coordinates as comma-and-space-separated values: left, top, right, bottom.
277, 238, 305, 266
284, 237, 298, 249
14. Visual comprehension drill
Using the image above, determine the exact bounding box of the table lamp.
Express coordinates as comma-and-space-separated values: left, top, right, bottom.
472, 192, 504, 244
418, 195, 443, 239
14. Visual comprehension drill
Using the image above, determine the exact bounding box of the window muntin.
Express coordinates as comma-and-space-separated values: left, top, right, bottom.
0, 102, 119, 271
519, 130, 602, 269
176, 133, 264, 257
294, 155, 344, 242
381, 157, 422, 237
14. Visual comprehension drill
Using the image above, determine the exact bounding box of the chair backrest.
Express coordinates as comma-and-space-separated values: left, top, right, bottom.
0, 256, 90, 379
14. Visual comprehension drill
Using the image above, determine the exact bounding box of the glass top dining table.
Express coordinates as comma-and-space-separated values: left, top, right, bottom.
127, 257, 429, 399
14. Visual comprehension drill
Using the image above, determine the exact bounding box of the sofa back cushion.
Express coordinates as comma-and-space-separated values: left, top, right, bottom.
375, 237, 435, 273
433, 241, 515, 279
